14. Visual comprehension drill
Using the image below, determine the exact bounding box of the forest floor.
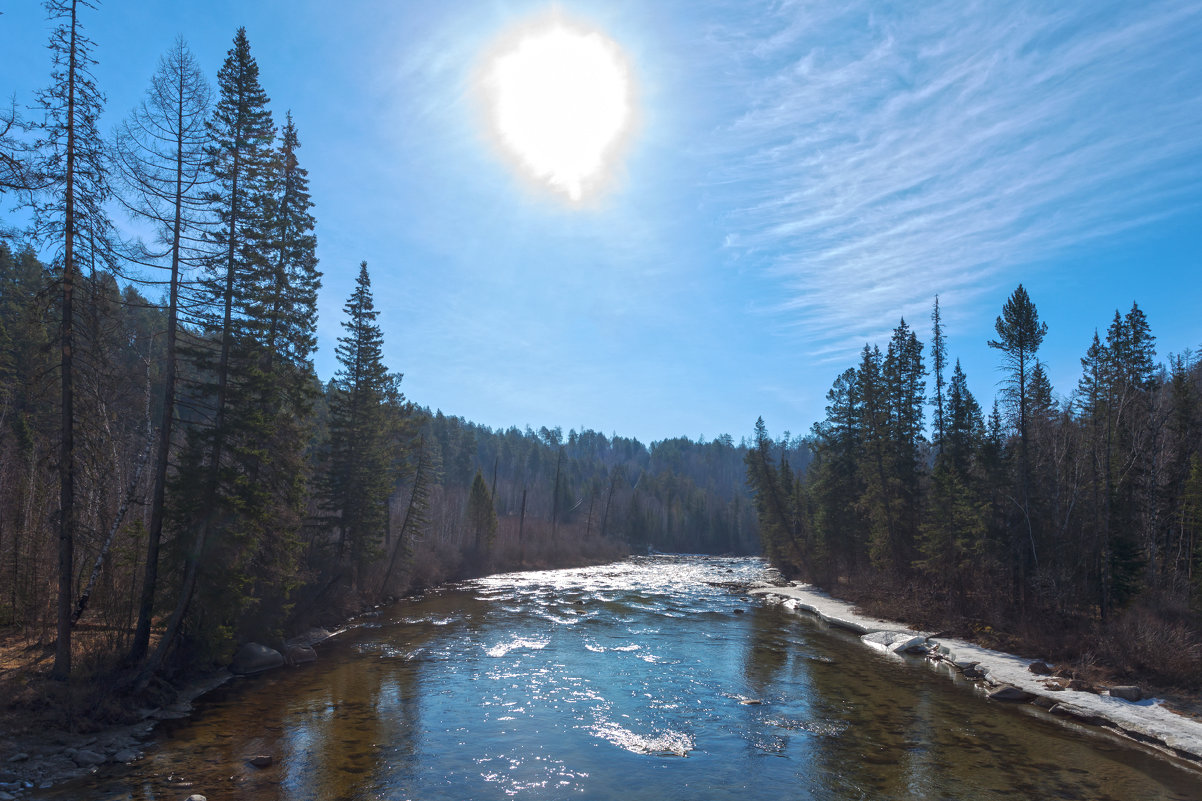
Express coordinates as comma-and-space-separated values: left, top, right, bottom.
0, 624, 193, 796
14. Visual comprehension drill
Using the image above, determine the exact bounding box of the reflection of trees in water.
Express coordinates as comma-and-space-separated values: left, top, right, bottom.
741, 604, 791, 694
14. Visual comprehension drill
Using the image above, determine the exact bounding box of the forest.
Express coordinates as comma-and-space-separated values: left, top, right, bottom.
0, 6, 754, 686
746, 288, 1202, 686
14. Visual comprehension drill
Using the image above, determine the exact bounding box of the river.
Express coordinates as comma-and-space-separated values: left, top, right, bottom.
40, 555, 1202, 800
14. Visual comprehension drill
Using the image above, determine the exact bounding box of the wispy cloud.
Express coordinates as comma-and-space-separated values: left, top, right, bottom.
708, 0, 1202, 357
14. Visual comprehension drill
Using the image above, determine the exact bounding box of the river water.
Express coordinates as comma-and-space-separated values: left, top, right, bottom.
44, 556, 1202, 800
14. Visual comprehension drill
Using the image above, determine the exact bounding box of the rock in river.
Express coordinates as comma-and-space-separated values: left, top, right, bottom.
230, 642, 284, 675
284, 643, 317, 665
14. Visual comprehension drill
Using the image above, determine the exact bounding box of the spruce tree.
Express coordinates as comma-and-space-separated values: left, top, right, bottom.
257, 112, 319, 370
943, 360, 984, 476
326, 261, 400, 590
467, 469, 498, 558
142, 27, 278, 675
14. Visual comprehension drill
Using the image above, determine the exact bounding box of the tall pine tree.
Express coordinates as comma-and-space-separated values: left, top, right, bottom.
33, 0, 117, 680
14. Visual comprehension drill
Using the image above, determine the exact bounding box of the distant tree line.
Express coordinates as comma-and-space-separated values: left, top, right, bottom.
0, 4, 753, 684
747, 287, 1202, 685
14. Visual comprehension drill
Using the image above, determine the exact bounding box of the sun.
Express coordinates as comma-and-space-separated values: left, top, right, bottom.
480, 17, 633, 202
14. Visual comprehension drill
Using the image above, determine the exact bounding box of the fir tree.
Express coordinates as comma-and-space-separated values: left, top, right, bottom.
256, 112, 319, 369
142, 28, 280, 675
943, 360, 984, 476
326, 261, 401, 589
467, 469, 498, 558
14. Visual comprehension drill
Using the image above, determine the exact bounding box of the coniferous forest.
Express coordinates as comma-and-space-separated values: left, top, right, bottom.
0, 9, 755, 687
746, 289, 1202, 686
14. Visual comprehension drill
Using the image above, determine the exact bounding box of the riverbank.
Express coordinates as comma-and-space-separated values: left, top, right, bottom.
751, 582, 1202, 767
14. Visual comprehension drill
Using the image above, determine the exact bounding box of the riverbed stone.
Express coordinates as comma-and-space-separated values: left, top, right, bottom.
185, 795, 207, 801
1109, 685, 1143, 702
988, 685, 1036, 702
284, 643, 317, 665
71, 749, 106, 766
1028, 660, 1053, 675
248, 754, 273, 768
230, 642, 284, 675
112, 748, 138, 763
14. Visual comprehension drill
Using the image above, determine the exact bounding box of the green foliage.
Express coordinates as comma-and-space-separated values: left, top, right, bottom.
325, 261, 405, 588
467, 470, 498, 551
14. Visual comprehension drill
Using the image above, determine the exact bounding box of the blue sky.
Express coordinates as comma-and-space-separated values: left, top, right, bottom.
3, 0, 1200, 445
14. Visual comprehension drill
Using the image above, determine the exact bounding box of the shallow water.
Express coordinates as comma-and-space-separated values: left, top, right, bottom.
42, 555, 1202, 800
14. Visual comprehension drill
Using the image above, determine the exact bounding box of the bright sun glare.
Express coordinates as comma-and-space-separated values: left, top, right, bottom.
483, 19, 632, 202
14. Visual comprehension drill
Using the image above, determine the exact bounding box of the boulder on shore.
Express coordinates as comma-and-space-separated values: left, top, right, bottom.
287, 627, 335, 649
230, 642, 284, 675
1027, 660, 1053, 675
1109, 685, 1143, 702
988, 685, 1036, 703
284, 644, 317, 666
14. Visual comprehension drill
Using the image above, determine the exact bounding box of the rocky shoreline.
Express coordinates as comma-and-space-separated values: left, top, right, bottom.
0, 624, 350, 799
750, 582, 1202, 769
0, 670, 230, 799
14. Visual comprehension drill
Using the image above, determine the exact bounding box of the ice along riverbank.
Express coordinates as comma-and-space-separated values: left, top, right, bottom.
750, 582, 1202, 767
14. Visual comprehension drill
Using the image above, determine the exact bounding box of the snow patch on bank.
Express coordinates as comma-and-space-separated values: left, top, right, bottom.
751, 583, 1202, 765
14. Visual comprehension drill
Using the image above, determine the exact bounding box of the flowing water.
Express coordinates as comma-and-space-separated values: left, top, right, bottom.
41, 556, 1202, 800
